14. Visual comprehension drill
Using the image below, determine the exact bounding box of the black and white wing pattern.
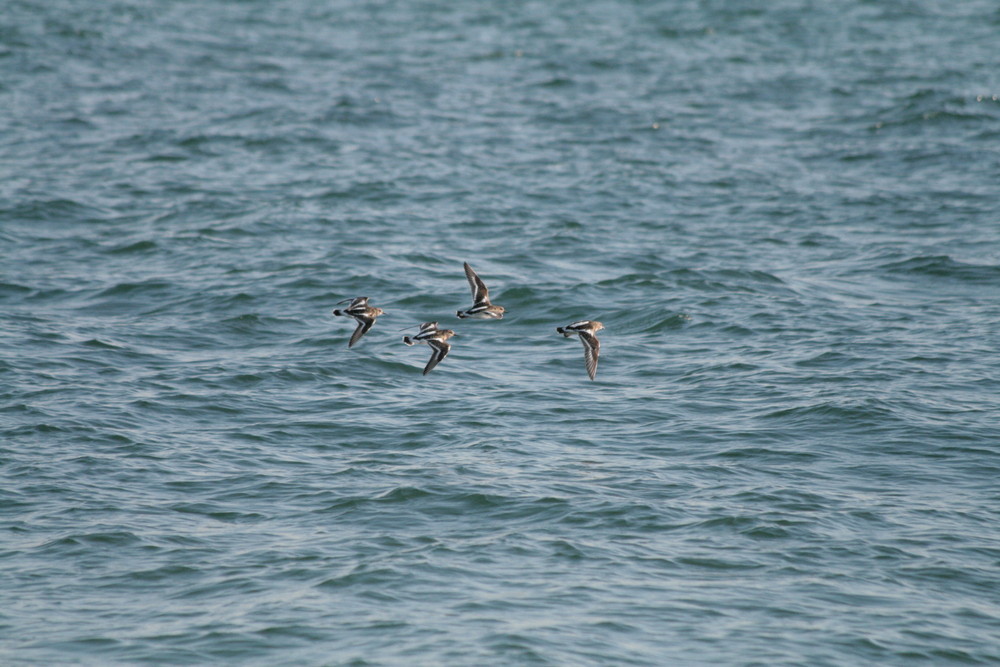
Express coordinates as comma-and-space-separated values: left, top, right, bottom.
333, 296, 384, 348
464, 262, 490, 307
423, 339, 451, 375
457, 262, 505, 319
403, 322, 439, 346
404, 326, 455, 374
348, 314, 376, 348
556, 320, 604, 380
335, 296, 369, 311
417, 321, 439, 336
579, 331, 600, 381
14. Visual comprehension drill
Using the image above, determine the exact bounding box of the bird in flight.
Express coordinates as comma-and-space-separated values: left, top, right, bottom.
332, 296, 385, 348
456, 262, 505, 319
556, 320, 604, 380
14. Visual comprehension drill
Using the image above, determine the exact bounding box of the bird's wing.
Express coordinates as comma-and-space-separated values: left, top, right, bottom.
423, 339, 451, 375
464, 262, 490, 305
579, 332, 600, 380
348, 315, 375, 348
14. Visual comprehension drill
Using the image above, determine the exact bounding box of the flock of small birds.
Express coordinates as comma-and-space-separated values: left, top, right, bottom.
333, 262, 605, 380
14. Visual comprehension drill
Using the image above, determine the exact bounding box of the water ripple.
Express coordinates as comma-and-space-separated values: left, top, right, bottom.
2, 0, 999, 665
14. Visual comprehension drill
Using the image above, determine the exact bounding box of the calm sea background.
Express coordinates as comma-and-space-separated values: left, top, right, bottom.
2, 0, 1000, 664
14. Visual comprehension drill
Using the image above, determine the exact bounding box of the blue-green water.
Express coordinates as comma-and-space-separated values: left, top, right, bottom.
3, 1, 1000, 664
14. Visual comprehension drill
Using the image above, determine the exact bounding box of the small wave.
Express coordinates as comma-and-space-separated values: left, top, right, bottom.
873, 110, 996, 130
713, 446, 820, 462
46, 531, 143, 549
106, 239, 158, 255
535, 76, 574, 88
6, 422, 74, 436
691, 515, 795, 540
219, 312, 287, 329
215, 291, 259, 306
95, 280, 173, 298
716, 268, 785, 284
667, 267, 789, 295
675, 556, 764, 571
657, 26, 714, 39
0, 281, 32, 299
794, 350, 861, 368
276, 275, 336, 292
866, 90, 997, 131
142, 153, 188, 163
82, 338, 125, 350
227, 373, 264, 386
880, 255, 1000, 284
214, 319, 305, 348
170, 503, 265, 523
642, 313, 692, 333
374, 486, 433, 503
760, 400, 896, 427
498, 285, 550, 303
318, 96, 405, 127
316, 566, 404, 590
4, 198, 109, 224
318, 181, 404, 203
719, 323, 754, 336
588, 300, 691, 335
695, 515, 758, 531
595, 272, 665, 290
130, 564, 200, 582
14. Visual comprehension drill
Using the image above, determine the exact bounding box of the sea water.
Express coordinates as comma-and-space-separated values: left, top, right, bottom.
2, 1, 999, 664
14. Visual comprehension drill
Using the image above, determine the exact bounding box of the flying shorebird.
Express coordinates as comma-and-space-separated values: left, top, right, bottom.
556, 320, 604, 380
402, 322, 456, 375
332, 296, 385, 348
456, 262, 505, 319
401, 321, 440, 345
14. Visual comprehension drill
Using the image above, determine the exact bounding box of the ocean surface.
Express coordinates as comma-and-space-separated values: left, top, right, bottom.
2, 0, 1000, 664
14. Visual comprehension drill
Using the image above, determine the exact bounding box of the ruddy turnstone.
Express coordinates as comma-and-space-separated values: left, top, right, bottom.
332, 296, 384, 348
456, 262, 505, 319
556, 320, 604, 380
403, 322, 456, 375
401, 321, 440, 346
